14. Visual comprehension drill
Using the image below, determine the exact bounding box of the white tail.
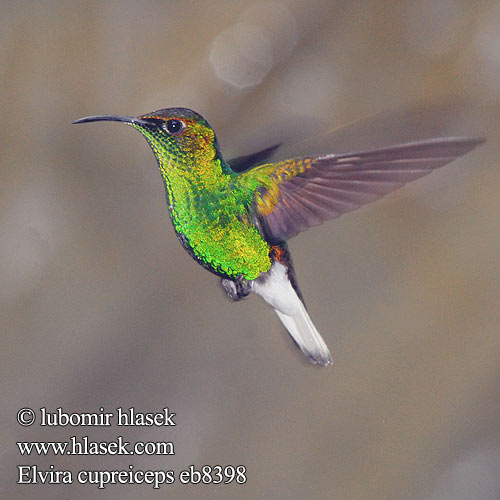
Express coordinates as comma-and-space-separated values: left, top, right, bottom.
252, 261, 333, 365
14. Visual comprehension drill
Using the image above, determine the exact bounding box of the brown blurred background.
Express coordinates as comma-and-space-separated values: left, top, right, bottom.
1, 1, 499, 499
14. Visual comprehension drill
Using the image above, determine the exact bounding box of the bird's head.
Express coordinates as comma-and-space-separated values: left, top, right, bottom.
73, 107, 224, 173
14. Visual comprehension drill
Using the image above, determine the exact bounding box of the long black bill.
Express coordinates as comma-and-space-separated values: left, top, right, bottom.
72, 114, 150, 126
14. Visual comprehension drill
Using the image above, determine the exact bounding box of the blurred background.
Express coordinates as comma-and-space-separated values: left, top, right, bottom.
1, 1, 499, 499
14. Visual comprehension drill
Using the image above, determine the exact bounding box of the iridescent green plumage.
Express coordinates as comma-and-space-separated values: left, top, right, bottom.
73, 107, 483, 365
130, 108, 272, 280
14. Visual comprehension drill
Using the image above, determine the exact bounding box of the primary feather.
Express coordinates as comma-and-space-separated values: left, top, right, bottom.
246, 137, 484, 243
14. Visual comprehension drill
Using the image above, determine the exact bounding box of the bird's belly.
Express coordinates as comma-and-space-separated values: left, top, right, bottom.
174, 213, 271, 280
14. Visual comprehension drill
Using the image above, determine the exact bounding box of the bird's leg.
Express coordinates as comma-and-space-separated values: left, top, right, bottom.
221, 276, 251, 301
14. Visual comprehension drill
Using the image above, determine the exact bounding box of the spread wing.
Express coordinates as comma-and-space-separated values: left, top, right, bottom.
244, 137, 484, 243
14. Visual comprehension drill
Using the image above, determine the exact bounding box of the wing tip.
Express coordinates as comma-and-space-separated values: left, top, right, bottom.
327, 136, 486, 160
444, 135, 486, 151
461, 136, 486, 150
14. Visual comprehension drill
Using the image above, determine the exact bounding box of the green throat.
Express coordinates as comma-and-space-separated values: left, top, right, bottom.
134, 124, 272, 280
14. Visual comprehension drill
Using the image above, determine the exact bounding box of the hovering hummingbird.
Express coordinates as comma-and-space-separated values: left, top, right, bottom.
73, 108, 483, 366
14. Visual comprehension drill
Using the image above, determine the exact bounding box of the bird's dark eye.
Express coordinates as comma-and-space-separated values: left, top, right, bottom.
163, 119, 185, 135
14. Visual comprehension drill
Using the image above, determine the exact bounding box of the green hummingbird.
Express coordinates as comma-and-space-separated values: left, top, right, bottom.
73, 108, 483, 366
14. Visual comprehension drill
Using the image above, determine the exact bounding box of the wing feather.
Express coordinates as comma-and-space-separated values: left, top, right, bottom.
244, 137, 484, 242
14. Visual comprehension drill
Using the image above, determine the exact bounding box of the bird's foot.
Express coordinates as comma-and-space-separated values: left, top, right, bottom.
221, 277, 251, 301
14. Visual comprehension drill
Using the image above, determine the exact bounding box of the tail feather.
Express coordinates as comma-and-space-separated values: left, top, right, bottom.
252, 259, 333, 366
275, 305, 333, 365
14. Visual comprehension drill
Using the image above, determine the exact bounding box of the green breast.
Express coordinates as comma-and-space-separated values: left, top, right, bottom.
164, 170, 271, 281
136, 122, 272, 280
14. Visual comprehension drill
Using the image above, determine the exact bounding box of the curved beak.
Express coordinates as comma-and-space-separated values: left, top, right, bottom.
72, 114, 151, 126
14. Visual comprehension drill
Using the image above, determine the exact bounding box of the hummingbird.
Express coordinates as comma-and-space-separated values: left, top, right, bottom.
73, 108, 483, 366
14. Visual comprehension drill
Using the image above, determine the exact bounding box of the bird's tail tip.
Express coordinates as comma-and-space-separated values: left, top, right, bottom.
275, 308, 333, 367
